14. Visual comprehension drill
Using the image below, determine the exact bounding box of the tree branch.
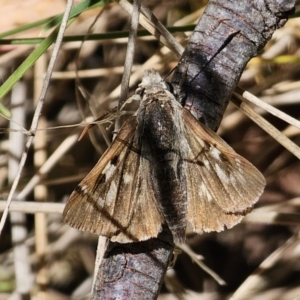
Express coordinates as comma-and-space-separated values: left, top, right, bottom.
92, 0, 296, 299
171, 0, 295, 131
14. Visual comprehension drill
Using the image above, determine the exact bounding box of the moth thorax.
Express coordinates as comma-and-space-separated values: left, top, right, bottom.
143, 99, 178, 153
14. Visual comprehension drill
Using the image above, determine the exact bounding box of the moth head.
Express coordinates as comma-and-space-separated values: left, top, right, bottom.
137, 69, 170, 96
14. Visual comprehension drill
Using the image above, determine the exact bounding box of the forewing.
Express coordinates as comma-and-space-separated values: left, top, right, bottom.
62, 117, 162, 243
181, 109, 266, 232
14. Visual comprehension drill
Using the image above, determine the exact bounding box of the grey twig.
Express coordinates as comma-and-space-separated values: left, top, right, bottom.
90, 1, 296, 299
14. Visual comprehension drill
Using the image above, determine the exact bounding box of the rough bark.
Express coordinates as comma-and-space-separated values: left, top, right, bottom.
172, 0, 295, 131
92, 226, 174, 299
92, 0, 295, 299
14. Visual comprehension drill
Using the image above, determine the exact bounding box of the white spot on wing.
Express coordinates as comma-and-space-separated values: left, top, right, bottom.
157, 121, 162, 130
106, 181, 117, 206
98, 196, 105, 206
229, 174, 237, 184
80, 185, 88, 194
203, 159, 211, 169
102, 161, 117, 179
123, 173, 133, 184
100, 161, 118, 206
199, 182, 206, 197
210, 147, 221, 159
199, 182, 213, 202
235, 158, 243, 173
215, 164, 229, 184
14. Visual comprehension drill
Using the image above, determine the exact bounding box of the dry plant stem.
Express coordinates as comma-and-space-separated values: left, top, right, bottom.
72, 277, 94, 299
139, 4, 184, 57
243, 210, 300, 226
254, 197, 300, 212
6, 114, 115, 206
33, 54, 49, 298
102, 0, 184, 103
92, 236, 108, 290
178, 244, 226, 285
51, 65, 140, 79
74, 7, 109, 154
0, 201, 64, 214
3, 200, 300, 228
235, 87, 300, 130
118, 0, 184, 58
231, 94, 300, 160
230, 233, 300, 300
114, 0, 141, 133
16, 128, 82, 202
103, 52, 164, 102
118, 0, 142, 109
9, 82, 33, 298
0, 0, 74, 235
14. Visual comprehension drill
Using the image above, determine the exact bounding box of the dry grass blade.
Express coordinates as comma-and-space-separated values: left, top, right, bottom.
235, 87, 300, 130
0, 201, 63, 214
118, 0, 183, 57
51, 65, 140, 79
16, 128, 81, 200
179, 244, 226, 286
33, 54, 49, 297
244, 210, 300, 226
118, 0, 141, 111
231, 93, 300, 160
2, 106, 128, 216
9, 82, 32, 295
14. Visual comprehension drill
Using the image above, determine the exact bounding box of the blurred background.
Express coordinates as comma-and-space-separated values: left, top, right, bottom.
1, 0, 300, 299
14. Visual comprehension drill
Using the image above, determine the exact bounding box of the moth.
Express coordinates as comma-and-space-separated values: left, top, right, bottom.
62, 69, 265, 244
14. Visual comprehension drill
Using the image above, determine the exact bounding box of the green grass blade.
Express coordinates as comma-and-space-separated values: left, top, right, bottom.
0, 20, 74, 101
0, 25, 195, 45
0, 0, 111, 39
0, 0, 113, 103
0, 18, 53, 39
0, 103, 11, 118
42, 0, 111, 31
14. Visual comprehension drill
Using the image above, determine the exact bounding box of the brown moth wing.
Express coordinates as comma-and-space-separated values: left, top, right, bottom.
62, 117, 163, 243
181, 108, 266, 232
